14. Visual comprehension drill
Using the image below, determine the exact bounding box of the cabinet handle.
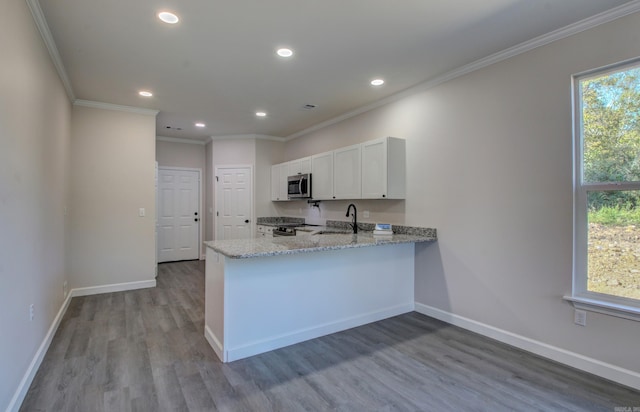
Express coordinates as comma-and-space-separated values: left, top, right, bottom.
382, 194, 386, 198
194, 218, 199, 222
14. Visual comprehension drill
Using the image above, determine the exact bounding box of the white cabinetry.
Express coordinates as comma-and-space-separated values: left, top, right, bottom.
270, 137, 405, 202
288, 157, 311, 176
311, 151, 334, 200
333, 144, 361, 199
270, 163, 289, 201
256, 225, 274, 238
361, 137, 406, 199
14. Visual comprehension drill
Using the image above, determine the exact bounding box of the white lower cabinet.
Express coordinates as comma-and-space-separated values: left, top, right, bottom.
256, 225, 274, 237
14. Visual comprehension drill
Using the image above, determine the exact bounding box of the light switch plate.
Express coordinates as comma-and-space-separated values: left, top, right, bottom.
139, 208, 145, 217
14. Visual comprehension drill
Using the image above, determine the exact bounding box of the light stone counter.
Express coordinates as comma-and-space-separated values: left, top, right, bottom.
204, 225, 437, 363
204, 231, 436, 259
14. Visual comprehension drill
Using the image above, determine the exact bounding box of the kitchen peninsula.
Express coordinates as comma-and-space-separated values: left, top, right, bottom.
203, 225, 436, 363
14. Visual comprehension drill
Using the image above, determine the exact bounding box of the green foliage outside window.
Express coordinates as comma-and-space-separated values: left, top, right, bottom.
582, 67, 640, 211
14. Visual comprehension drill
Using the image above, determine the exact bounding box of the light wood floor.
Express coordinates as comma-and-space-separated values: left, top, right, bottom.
20, 260, 640, 411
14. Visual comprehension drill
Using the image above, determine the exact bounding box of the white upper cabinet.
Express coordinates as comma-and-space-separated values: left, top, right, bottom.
361, 137, 406, 199
271, 137, 405, 202
311, 151, 334, 200
270, 163, 289, 201
288, 157, 311, 176
333, 144, 362, 199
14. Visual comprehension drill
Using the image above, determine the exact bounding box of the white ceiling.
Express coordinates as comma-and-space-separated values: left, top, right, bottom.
36, 0, 637, 142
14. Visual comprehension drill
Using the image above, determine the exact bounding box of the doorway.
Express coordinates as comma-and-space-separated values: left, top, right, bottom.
157, 167, 201, 262
215, 166, 253, 240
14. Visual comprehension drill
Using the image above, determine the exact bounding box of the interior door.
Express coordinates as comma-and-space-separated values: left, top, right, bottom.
216, 166, 252, 240
158, 169, 200, 262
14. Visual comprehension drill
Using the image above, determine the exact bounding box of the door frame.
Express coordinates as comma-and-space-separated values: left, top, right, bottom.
214, 164, 254, 241
157, 166, 204, 260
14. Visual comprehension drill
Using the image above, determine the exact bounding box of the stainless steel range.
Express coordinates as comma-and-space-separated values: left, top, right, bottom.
272, 226, 297, 237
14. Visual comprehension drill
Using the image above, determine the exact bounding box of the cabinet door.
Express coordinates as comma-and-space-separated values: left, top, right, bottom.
288, 157, 311, 175
333, 144, 361, 199
271, 165, 280, 201
361, 137, 387, 199
288, 160, 301, 176
311, 151, 334, 200
271, 163, 289, 201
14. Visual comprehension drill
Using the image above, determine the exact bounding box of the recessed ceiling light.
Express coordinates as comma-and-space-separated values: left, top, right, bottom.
139, 90, 153, 97
158, 11, 179, 24
371, 79, 385, 86
256, 111, 267, 117
276, 48, 293, 57
195, 122, 206, 128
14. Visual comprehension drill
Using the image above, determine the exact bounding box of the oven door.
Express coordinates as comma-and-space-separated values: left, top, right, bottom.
273, 227, 296, 237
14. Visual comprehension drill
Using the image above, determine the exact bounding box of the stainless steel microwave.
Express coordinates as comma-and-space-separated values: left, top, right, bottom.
287, 173, 311, 199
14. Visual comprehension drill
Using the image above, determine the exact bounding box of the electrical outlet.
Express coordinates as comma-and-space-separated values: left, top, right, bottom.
29, 304, 34, 321
363, 210, 370, 218
63, 281, 68, 298
574, 309, 587, 326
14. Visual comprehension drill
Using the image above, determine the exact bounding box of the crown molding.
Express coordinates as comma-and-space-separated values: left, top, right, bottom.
285, 0, 640, 141
209, 134, 286, 142
73, 99, 159, 116
26, 0, 75, 101
156, 136, 207, 145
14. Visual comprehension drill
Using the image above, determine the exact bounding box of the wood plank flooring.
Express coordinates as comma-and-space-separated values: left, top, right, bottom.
20, 260, 640, 411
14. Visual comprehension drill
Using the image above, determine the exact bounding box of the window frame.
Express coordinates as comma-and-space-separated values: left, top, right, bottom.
568, 58, 640, 321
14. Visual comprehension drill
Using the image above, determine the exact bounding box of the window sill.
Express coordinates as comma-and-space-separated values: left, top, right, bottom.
563, 295, 640, 322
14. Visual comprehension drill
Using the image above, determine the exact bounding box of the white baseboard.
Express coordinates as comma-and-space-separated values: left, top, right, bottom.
225, 303, 414, 362
204, 325, 225, 362
7, 278, 157, 412
71, 279, 156, 297
6, 292, 73, 412
415, 302, 640, 391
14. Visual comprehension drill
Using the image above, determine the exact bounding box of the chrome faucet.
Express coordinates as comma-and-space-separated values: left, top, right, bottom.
346, 203, 358, 234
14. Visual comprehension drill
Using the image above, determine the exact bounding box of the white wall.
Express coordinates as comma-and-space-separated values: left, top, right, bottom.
205, 138, 284, 238
283, 12, 640, 376
207, 138, 256, 239
156, 138, 207, 251
156, 139, 206, 170
69, 105, 156, 288
0, 1, 71, 409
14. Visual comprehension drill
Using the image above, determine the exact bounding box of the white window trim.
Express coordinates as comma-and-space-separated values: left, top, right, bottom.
567, 58, 640, 322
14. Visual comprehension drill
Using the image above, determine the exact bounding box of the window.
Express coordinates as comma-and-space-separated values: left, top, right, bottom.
569, 59, 640, 320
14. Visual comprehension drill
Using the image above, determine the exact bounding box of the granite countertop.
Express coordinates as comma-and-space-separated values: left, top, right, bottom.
205, 231, 436, 259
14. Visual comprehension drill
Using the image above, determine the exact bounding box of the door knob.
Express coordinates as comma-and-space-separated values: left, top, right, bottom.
245, 219, 249, 223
